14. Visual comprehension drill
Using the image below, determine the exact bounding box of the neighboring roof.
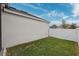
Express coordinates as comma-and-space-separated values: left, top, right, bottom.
2, 5, 49, 23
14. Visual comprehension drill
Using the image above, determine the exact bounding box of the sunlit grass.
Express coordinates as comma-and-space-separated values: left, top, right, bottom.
6, 37, 78, 56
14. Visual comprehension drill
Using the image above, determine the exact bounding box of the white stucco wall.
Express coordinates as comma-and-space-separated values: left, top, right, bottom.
49, 29, 77, 42
2, 12, 49, 48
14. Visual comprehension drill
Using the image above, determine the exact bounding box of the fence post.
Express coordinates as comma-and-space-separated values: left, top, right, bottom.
76, 28, 79, 45
0, 3, 2, 51
48, 27, 50, 37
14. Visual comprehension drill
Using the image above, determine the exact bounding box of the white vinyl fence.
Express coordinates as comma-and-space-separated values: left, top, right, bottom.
2, 9, 49, 48
49, 29, 78, 42
1, 8, 79, 48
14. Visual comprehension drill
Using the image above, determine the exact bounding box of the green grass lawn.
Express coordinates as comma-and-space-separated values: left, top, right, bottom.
6, 37, 78, 56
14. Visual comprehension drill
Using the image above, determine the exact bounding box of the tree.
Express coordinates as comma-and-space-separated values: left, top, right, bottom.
69, 23, 77, 29
50, 24, 58, 29
62, 19, 66, 28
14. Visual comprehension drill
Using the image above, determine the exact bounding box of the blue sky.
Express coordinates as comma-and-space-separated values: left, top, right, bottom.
9, 3, 79, 26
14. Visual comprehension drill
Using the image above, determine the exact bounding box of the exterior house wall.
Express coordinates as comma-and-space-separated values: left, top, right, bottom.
1, 9, 49, 48
49, 29, 77, 42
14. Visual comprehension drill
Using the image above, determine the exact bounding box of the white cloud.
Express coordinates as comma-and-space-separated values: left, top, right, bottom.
64, 17, 79, 26
62, 15, 69, 19
48, 11, 57, 17
67, 20, 79, 26
72, 3, 79, 17
40, 10, 69, 23
22, 3, 48, 13
21, 4, 69, 21
50, 21, 61, 26
48, 10, 62, 17
48, 10, 68, 20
